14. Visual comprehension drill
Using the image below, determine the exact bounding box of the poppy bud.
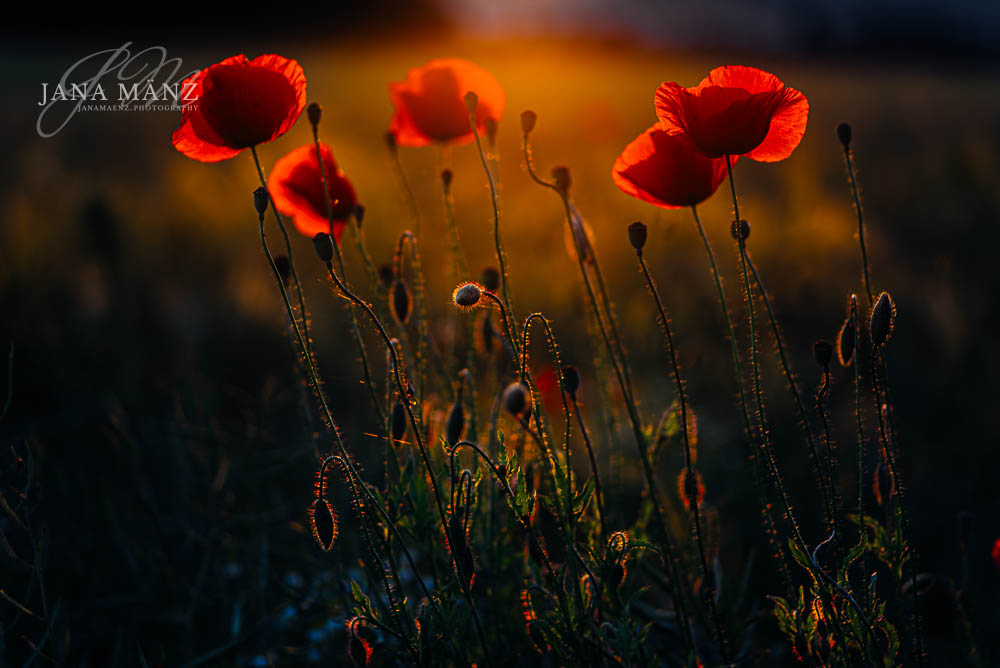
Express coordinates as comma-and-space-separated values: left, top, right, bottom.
870, 291, 895, 348
873, 460, 892, 506
347, 622, 373, 666
353, 203, 365, 228
481, 267, 500, 292
377, 263, 394, 290
453, 282, 483, 308
391, 279, 412, 324
441, 168, 454, 191
551, 165, 571, 194
464, 91, 478, 114
561, 365, 580, 398
309, 498, 338, 552
485, 117, 498, 146
313, 232, 334, 263
273, 255, 291, 285
503, 381, 532, 418
520, 110, 537, 135
836, 316, 855, 366
390, 400, 407, 445
836, 122, 852, 148
813, 340, 833, 368
253, 187, 269, 216
307, 102, 322, 128
608, 559, 626, 592
731, 219, 750, 241
628, 221, 647, 252
445, 401, 465, 446
384, 131, 398, 154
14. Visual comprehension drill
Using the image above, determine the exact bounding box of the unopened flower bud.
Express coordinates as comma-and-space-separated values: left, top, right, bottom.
503, 381, 532, 418
520, 110, 537, 135
561, 365, 580, 398
307, 102, 322, 128
274, 255, 291, 284
441, 168, 453, 191
837, 316, 856, 367
253, 187, 268, 216
313, 233, 334, 263
813, 340, 833, 368
391, 279, 412, 324
353, 203, 365, 228
870, 291, 895, 348
377, 263, 394, 290
464, 91, 478, 114
391, 401, 407, 445
551, 165, 571, 194
628, 221, 647, 252
731, 219, 750, 241
481, 267, 500, 292
445, 402, 465, 446
453, 282, 483, 308
836, 122, 852, 148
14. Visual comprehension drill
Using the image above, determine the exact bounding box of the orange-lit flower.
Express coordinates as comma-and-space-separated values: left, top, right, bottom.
612, 124, 730, 208
389, 58, 505, 147
654, 65, 808, 162
268, 143, 357, 241
172, 54, 306, 162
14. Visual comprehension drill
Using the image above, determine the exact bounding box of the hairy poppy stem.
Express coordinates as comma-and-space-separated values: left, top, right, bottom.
387, 139, 422, 238
571, 394, 607, 537
841, 141, 874, 307
468, 110, 520, 362
849, 295, 871, 612
744, 252, 834, 530
310, 129, 385, 426
319, 260, 492, 665
690, 205, 793, 595
250, 146, 313, 356
816, 365, 840, 542
634, 248, 728, 662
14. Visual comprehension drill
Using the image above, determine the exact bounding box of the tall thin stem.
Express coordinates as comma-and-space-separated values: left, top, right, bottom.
571, 395, 606, 537
635, 249, 728, 662
841, 143, 874, 307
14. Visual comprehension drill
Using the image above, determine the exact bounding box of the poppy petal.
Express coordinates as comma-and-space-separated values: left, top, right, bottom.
612, 124, 729, 209
269, 143, 357, 242
389, 58, 505, 147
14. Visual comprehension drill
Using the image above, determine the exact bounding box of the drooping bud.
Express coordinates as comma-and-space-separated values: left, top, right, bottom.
253, 187, 269, 216
390, 400, 407, 445
377, 263, 394, 290
307, 102, 322, 128
481, 267, 500, 292
347, 620, 373, 666
551, 165, 571, 194
463, 91, 478, 114
484, 117, 498, 146
836, 316, 856, 366
309, 498, 338, 552
628, 221, 647, 253
873, 460, 893, 506
352, 203, 365, 228
453, 282, 483, 308
312, 232, 334, 263
836, 122, 852, 148
813, 340, 833, 368
391, 279, 412, 324
870, 291, 895, 348
273, 255, 291, 285
445, 401, 465, 446
503, 381, 532, 419
441, 168, 454, 191
561, 365, 580, 398
520, 110, 537, 135
731, 219, 750, 241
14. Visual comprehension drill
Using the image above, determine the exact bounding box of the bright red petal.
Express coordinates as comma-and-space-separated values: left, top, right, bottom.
745, 86, 808, 162
612, 124, 729, 209
389, 58, 504, 147
269, 143, 356, 242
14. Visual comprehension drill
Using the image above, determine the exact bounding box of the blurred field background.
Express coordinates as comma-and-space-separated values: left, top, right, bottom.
2, 3, 1000, 663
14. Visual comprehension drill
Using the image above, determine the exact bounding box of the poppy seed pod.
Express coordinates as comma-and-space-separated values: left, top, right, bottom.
836, 317, 856, 367
628, 221, 647, 252
307, 102, 322, 128
441, 168, 454, 191
870, 291, 895, 348
481, 267, 500, 292
464, 90, 478, 114
561, 365, 580, 398
377, 263, 394, 290
551, 165, 571, 194
390, 400, 407, 445
503, 381, 532, 418
813, 340, 833, 368
312, 232, 335, 263
453, 282, 483, 308
445, 401, 465, 446
253, 187, 269, 216
273, 255, 291, 284
731, 219, 751, 241
520, 110, 537, 135
391, 279, 412, 324
836, 122, 852, 148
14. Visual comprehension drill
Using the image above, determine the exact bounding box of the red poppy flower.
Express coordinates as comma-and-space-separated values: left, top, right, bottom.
612, 124, 730, 208
992, 537, 1000, 571
389, 58, 505, 147
268, 143, 357, 241
172, 54, 306, 162
654, 65, 808, 162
